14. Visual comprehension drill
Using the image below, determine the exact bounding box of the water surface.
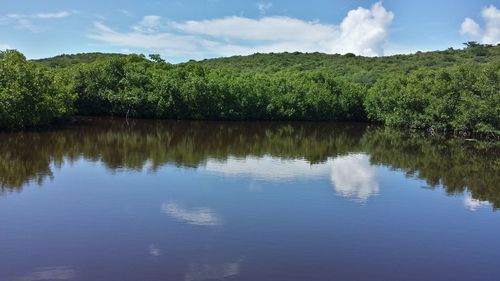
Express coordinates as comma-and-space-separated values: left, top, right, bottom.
1, 118, 499, 281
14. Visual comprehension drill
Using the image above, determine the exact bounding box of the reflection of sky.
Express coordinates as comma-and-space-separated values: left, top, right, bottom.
18, 266, 75, 281
331, 154, 379, 202
204, 154, 379, 202
205, 156, 330, 181
464, 194, 491, 211
161, 202, 222, 226
149, 244, 161, 257
185, 260, 241, 281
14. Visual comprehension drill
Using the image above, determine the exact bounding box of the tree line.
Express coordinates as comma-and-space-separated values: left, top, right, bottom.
0, 42, 498, 135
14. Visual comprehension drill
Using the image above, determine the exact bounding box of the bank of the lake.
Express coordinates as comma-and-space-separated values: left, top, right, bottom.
1, 43, 499, 136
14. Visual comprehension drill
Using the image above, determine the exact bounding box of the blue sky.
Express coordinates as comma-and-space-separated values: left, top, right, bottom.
0, 0, 499, 62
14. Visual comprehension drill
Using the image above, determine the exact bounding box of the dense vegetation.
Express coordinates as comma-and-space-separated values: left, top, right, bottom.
1, 118, 498, 208
0, 51, 74, 128
1, 43, 499, 135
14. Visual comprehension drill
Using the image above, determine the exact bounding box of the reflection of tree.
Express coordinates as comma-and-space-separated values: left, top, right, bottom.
1, 118, 499, 209
0, 132, 56, 191
361, 128, 500, 208
0, 118, 364, 192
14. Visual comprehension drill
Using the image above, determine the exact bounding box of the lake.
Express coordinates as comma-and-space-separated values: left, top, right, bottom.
1, 118, 499, 281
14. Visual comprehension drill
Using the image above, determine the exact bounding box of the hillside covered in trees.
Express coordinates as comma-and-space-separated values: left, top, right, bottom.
1, 43, 499, 136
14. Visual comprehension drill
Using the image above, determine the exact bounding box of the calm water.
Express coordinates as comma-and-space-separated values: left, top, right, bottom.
1, 118, 499, 281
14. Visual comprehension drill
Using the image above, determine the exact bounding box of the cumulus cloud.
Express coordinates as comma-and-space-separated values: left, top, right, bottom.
90, 2, 394, 58
161, 202, 222, 226
461, 18, 481, 38
336, 2, 394, 56
460, 5, 500, 45
330, 154, 379, 202
482, 5, 500, 44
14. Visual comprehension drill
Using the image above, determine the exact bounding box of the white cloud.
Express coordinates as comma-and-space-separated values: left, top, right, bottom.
461, 18, 481, 38
464, 194, 490, 211
34, 11, 72, 19
336, 2, 394, 56
460, 5, 500, 45
482, 5, 500, 44
257, 2, 273, 15
93, 22, 114, 33
2, 11, 73, 32
161, 202, 222, 226
0, 43, 11, 50
89, 2, 394, 58
7, 11, 72, 19
90, 21, 222, 57
330, 154, 379, 202
133, 15, 162, 33
173, 16, 337, 42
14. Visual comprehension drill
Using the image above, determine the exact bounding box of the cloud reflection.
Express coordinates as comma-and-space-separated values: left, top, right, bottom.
205, 156, 330, 181
185, 260, 240, 281
18, 266, 75, 281
204, 154, 379, 202
149, 244, 161, 257
330, 154, 379, 202
161, 202, 222, 226
464, 194, 491, 211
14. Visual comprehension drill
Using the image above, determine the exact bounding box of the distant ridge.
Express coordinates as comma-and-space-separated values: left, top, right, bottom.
34, 52, 130, 68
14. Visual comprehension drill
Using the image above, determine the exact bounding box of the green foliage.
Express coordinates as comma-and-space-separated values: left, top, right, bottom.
365, 61, 499, 135
0, 44, 498, 134
0, 50, 75, 129
69, 58, 367, 121
148, 54, 165, 63
35, 52, 129, 68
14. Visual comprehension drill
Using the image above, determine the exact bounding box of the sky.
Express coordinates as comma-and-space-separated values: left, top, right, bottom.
0, 0, 499, 62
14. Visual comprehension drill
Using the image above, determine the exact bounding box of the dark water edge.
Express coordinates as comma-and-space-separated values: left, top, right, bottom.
1, 117, 498, 208
1, 115, 498, 141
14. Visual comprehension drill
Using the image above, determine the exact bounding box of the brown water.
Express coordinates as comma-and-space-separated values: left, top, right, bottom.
0, 118, 499, 281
